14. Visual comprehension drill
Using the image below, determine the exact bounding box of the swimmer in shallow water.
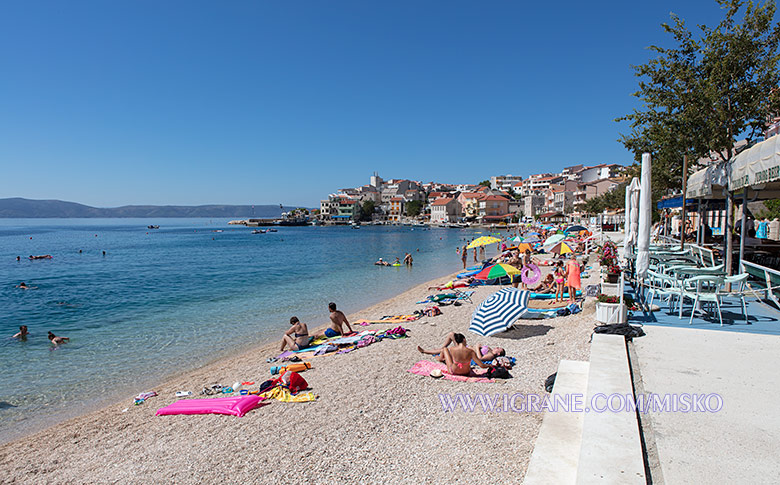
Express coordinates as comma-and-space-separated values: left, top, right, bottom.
13, 325, 29, 340
15, 282, 36, 290
48, 331, 69, 345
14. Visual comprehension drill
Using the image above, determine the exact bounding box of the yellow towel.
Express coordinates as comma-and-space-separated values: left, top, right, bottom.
259, 386, 318, 403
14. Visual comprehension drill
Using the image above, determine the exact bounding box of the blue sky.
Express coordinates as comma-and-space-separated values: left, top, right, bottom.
0, 1, 731, 207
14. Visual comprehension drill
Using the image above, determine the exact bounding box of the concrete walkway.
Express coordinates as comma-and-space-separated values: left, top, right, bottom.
633, 325, 780, 483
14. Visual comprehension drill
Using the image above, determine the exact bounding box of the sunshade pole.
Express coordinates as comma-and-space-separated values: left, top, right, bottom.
680, 155, 688, 251
738, 189, 748, 273
725, 191, 733, 277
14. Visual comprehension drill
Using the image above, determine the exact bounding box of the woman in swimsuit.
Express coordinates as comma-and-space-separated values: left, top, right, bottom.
280, 316, 310, 352
565, 253, 581, 303
554, 261, 565, 303
417, 333, 493, 376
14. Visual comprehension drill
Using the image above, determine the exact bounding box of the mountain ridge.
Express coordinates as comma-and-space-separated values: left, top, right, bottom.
0, 198, 308, 218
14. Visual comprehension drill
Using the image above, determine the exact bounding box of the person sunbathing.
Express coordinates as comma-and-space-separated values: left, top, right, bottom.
324, 302, 354, 337
417, 332, 492, 376
280, 316, 310, 351
474, 344, 506, 361
531, 274, 555, 293
47, 331, 69, 345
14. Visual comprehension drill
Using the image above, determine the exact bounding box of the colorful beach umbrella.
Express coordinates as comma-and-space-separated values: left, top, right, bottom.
523, 236, 540, 243
469, 288, 530, 336
509, 236, 524, 243
473, 263, 521, 281
549, 241, 575, 255
565, 225, 587, 234
467, 236, 501, 249
513, 242, 534, 253
543, 234, 565, 246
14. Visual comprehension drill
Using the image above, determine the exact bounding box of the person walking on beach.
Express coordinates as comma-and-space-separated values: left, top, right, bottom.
461, 244, 468, 269
47, 331, 69, 345
473, 245, 478, 263
324, 302, 354, 337
564, 253, 581, 303
521, 249, 537, 290
280, 316, 309, 351
13, 325, 29, 340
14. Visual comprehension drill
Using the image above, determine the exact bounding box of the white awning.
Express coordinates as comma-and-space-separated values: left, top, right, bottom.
686, 160, 728, 199
729, 135, 780, 191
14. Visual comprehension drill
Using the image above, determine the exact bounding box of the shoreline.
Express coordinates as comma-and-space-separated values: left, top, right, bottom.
1, 251, 602, 483
0, 260, 463, 447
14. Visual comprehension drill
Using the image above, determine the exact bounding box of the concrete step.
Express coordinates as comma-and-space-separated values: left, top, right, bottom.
524, 360, 590, 485
576, 334, 645, 484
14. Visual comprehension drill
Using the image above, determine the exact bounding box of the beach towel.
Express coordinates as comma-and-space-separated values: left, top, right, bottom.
259, 386, 318, 403
407, 360, 495, 383
155, 395, 266, 417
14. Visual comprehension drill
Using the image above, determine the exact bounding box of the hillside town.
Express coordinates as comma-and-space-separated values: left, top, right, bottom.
318, 164, 627, 225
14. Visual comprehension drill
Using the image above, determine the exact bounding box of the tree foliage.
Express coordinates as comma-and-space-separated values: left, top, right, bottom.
405, 200, 422, 217
617, 0, 780, 198
478, 180, 491, 187
360, 200, 375, 221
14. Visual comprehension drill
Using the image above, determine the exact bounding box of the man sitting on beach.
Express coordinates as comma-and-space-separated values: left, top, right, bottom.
531, 274, 555, 294
324, 302, 354, 338
279, 316, 309, 351
417, 332, 493, 376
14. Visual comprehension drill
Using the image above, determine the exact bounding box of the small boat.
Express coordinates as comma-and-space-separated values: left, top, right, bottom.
252, 229, 267, 234
267, 228, 278, 232
147, 225, 160, 229
351, 222, 361, 229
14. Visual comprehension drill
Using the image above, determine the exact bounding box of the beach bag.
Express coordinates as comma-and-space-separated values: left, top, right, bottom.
276, 371, 308, 393
544, 373, 557, 393
567, 303, 581, 314
585, 284, 600, 297
486, 367, 512, 379
556, 307, 571, 317
592, 323, 646, 341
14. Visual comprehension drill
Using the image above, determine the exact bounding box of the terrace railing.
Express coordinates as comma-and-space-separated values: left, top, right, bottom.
740, 260, 780, 310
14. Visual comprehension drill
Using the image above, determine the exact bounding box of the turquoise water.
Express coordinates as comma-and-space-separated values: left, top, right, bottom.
0, 219, 492, 442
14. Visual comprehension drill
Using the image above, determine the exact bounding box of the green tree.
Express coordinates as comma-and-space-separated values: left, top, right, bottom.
478, 180, 491, 187
757, 199, 780, 219
617, 0, 780, 196
405, 200, 422, 217
360, 200, 375, 221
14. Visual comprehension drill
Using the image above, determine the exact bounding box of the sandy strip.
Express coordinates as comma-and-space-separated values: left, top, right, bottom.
0, 256, 602, 484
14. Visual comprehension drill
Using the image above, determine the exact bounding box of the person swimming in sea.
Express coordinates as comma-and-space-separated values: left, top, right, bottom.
16, 282, 36, 290
48, 331, 69, 345
13, 325, 29, 340
374, 258, 390, 266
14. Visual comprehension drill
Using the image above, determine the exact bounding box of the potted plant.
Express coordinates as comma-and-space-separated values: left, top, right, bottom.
595, 293, 628, 324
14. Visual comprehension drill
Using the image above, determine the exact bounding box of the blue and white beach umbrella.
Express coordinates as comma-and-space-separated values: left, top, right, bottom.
469, 288, 530, 337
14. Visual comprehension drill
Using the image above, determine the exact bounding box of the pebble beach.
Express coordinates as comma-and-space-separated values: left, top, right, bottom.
0, 255, 601, 484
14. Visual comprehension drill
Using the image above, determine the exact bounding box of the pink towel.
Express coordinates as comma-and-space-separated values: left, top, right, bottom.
407, 360, 494, 383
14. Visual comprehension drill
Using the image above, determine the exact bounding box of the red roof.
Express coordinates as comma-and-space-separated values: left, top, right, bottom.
431, 198, 455, 206
390, 197, 404, 202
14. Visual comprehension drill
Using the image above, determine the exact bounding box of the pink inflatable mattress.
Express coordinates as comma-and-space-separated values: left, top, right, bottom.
156, 395, 265, 417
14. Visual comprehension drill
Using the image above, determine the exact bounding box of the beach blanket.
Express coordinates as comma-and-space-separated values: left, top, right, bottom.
355, 315, 420, 325
407, 360, 495, 383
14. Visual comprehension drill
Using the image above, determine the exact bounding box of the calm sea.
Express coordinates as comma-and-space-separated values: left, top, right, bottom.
0, 218, 495, 442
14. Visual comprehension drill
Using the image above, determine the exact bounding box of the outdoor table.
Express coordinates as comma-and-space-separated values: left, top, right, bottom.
669, 266, 727, 319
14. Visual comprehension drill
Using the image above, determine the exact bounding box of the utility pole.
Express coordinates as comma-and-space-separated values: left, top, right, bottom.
680, 155, 688, 250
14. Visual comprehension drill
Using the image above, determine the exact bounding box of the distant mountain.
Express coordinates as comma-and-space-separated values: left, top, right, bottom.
0, 198, 306, 218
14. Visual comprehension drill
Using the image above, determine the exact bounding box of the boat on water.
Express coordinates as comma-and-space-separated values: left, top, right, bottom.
147, 225, 160, 229
267, 228, 278, 232
351, 222, 361, 229
252, 229, 267, 234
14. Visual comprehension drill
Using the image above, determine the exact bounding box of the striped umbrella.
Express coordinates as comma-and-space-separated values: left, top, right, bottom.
473, 263, 521, 281
549, 241, 575, 255
467, 236, 501, 249
543, 234, 565, 247
469, 288, 530, 336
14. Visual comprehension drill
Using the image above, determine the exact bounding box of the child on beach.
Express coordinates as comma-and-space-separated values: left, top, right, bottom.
521, 249, 537, 290
461, 245, 468, 269
554, 261, 565, 303
564, 253, 581, 303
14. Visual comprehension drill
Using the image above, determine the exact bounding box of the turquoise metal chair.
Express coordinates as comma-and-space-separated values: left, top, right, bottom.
682, 275, 725, 326
721, 273, 750, 325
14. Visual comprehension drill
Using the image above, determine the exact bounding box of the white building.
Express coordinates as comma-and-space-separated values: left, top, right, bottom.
430, 197, 461, 224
